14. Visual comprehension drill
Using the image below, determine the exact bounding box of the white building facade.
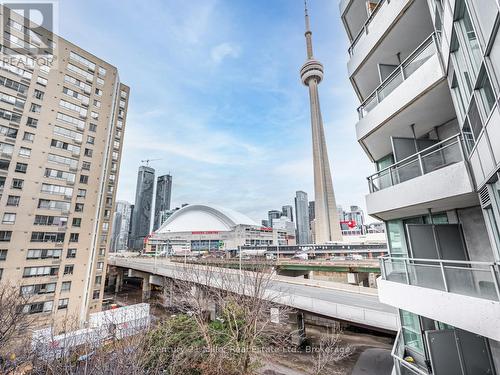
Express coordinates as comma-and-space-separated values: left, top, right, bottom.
341, 0, 500, 373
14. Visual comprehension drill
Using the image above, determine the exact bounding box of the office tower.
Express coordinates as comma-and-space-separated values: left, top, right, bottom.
110, 211, 121, 253
300, 2, 342, 243
294, 191, 310, 244
153, 174, 172, 231
130, 166, 155, 249
261, 219, 270, 228
308, 201, 315, 223
282, 205, 294, 222
0, 5, 129, 327
127, 204, 134, 248
341, 0, 500, 373
110, 200, 132, 252
345, 205, 364, 228
268, 210, 281, 228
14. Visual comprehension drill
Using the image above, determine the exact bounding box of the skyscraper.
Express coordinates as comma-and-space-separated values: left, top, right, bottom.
294, 191, 310, 244
110, 200, 132, 252
300, 2, 342, 243
282, 205, 294, 222
153, 174, 172, 231
130, 166, 155, 249
0, 5, 129, 327
268, 210, 281, 227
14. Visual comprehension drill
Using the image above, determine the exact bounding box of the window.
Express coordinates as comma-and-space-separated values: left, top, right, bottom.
95, 88, 102, 96
15, 162, 27, 173
96, 77, 104, 86
0, 249, 7, 261
21, 283, 56, 296
37, 199, 71, 211
34, 215, 68, 227
72, 218, 81, 227
69, 233, 79, 242
79, 175, 88, 184
22, 301, 53, 314
23, 132, 34, 142
23, 266, 58, 277
27, 249, 61, 259
93, 100, 101, 108
41, 183, 73, 196
11, 179, 23, 189
0, 231, 12, 242
87, 135, 94, 144
56, 112, 85, 130
30, 232, 65, 243
6, 195, 20, 206
90, 112, 98, 120
30, 103, 41, 113
102, 222, 109, 232
18, 147, 31, 158
44, 168, 75, 183
84, 148, 93, 157
89, 123, 97, 132
98, 248, 105, 256
58, 298, 69, 309
82, 161, 91, 170
400, 310, 424, 354
2, 213, 16, 224
47, 153, 78, 169
33, 89, 44, 100
66, 248, 77, 258
36, 76, 48, 86
0, 108, 21, 123
64, 75, 91, 93
96, 262, 103, 270
61, 281, 71, 292
0, 125, 17, 138
63, 265, 74, 275
477, 68, 496, 117
69, 51, 96, 71
98, 67, 106, 76
92, 290, 100, 300
0, 159, 9, 171
95, 275, 102, 284
75, 203, 84, 212
26, 117, 38, 128
77, 189, 86, 198
59, 99, 87, 117
67, 63, 93, 81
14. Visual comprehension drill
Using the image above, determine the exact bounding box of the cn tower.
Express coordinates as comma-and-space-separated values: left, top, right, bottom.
300, 1, 342, 243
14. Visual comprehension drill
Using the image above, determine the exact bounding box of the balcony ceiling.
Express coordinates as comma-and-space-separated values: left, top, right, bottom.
352, 0, 434, 100
342, 0, 368, 40
361, 80, 456, 161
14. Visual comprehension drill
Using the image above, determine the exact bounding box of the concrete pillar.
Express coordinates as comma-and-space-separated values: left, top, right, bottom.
115, 272, 123, 293
289, 311, 306, 346
142, 276, 151, 301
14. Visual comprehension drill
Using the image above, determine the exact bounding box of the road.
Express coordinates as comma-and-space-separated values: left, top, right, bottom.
108, 257, 398, 331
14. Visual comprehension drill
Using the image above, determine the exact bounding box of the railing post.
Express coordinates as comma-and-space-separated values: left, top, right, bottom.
440, 261, 449, 292
490, 264, 500, 302
380, 257, 387, 279
389, 167, 394, 187
457, 134, 467, 160
417, 153, 425, 176
403, 259, 410, 285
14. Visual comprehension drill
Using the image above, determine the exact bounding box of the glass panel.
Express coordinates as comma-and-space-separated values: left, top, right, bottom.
403, 41, 435, 77
468, 97, 483, 139
400, 310, 424, 354
407, 263, 446, 291
387, 220, 409, 257
378, 71, 404, 101
445, 265, 497, 300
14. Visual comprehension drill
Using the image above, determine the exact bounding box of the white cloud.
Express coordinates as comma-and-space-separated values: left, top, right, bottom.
210, 42, 242, 64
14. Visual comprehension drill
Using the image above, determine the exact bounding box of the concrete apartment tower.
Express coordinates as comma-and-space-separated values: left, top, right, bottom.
153, 174, 172, 231
130, 166, 155, 249
300, 1, 342, 244
0, 6, 129, 328
341, 0, 500, 373
110, 200, 132, 252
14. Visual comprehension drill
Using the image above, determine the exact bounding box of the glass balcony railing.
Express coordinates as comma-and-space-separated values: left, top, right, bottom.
357, 33, 440, 119
380, 255, 500, 302
347, 0, 386, 56
392, 329, 430, 375
367, 134, 466, 193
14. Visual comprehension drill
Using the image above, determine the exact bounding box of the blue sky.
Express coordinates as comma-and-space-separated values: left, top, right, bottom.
57, 0, 374, 223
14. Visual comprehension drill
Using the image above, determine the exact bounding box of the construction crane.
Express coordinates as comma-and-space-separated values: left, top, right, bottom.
141, 158, 162, 167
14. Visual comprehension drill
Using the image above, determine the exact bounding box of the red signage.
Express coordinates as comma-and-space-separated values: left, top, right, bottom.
260, 227, 273, 232
340, 220, 357, 229
191, 231, 219, 235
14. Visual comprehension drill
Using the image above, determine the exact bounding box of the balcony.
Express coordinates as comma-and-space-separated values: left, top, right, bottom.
357, 33, 439, 119
365, 135, 478, 220
392, 330, 429, 375
378, 256, 500, 341
347, 0, 385, 57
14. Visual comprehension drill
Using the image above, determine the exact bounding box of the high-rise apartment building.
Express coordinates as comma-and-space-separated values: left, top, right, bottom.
341, 0, 500, 373
282, 205, 294, 222
153, 174, 172, 231
130, 166, 155, 250
0, 6, 129, 328
110, 200, 132, 252
267, 210, 281, 228
294, 190, 310, 244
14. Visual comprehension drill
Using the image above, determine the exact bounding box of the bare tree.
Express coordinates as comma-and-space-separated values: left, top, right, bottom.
310, 325, 352, 375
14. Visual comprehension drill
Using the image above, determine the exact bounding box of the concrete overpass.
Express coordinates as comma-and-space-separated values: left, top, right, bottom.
107, 256, 398, 333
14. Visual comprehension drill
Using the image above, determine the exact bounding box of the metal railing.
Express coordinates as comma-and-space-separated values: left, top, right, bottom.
380, 255, 500, 302
367, 134, 466, 193
391, 329, 429, 375
347, 0, 386, 56
357, 33, 439, 119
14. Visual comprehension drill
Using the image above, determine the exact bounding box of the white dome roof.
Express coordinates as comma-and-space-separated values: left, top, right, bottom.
156, 204, 258, 233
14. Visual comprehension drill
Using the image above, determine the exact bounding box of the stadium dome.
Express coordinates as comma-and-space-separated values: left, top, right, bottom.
156, 204, 258, 233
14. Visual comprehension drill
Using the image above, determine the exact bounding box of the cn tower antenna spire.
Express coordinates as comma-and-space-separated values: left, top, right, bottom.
304, 0, 314, 59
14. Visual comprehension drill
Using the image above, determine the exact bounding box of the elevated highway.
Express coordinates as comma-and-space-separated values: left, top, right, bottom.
108, 257, 398, 333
